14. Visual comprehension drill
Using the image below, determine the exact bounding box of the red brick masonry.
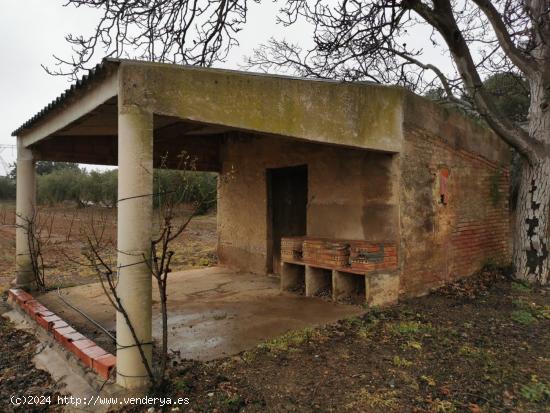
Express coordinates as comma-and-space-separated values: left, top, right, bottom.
7, 288, 116, 379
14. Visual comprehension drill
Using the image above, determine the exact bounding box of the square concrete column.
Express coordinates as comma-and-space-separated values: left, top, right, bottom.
15, 139, 36, 290
305, 266, 331, 297
365, 272, 400, 307
116, 105, 154, 389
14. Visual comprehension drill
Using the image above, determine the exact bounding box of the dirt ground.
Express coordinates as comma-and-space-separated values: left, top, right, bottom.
0, 203, 218, 292
156, 270, 550, 413
0, 303, 64, 413
0, 204, 549, 412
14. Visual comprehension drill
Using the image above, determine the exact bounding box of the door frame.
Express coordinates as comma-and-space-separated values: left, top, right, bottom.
265, 164, 308, 274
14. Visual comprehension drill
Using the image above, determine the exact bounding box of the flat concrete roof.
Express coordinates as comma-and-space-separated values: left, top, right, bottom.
13, 58, 509, 167
13, 59, 405, 156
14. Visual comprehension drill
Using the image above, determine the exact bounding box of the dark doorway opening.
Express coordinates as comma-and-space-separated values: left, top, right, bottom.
267, 165, 308, 274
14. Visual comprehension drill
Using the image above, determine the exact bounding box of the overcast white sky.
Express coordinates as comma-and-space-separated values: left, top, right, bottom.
0, 0, 453, 174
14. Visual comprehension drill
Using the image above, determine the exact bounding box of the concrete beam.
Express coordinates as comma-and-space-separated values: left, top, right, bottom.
15, 138, 36, 289
115, 104, 153, 389
119, 62, 404, 153
20, 70, 118, 148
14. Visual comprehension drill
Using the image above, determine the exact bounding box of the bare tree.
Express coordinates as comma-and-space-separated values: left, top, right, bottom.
44, 0, 254, 80
149, 152, 215, 382
79, 152, 217, 386
16, 209, 56, 291
51, 0, 549, 285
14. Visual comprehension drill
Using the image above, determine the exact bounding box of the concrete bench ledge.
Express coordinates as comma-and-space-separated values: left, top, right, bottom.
281, 261, 399, 307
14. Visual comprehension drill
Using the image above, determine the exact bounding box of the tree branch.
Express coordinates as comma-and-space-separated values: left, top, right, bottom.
470, 0, 537, 76
405, 0, 542, 164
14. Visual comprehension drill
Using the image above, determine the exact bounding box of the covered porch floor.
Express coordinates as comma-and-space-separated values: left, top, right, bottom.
37, 267, 362, 361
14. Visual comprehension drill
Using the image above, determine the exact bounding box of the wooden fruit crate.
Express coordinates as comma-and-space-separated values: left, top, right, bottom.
281, 237, 305, 261
349, 241, 397, 271
303, 239, 350, 267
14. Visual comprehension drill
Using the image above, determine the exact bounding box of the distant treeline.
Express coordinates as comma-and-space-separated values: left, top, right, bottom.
0, 162, 217, 212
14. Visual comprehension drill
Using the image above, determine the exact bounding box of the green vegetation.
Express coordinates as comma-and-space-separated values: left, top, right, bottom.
483, 73, 529, 123
0, 176, 15, 199
520, 379, 550, 402
353, 388, 399, 409
392, 355, 413, 367
511, 309, 537, 325
258, 328, 322, 352
511, 281, 532, 293
390, 320, 433, 336
2, 161, 217, 212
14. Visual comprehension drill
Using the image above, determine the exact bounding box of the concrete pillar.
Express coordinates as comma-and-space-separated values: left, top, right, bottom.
305, 266, 331, 297
116, 105, 154, 389
281, 262, 304, 292
15, 139, 36, 290
365, 272, 400, 307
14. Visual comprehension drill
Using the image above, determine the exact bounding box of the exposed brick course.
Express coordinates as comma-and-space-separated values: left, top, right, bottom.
400, 128, 511, 296
7, 288, 116, 379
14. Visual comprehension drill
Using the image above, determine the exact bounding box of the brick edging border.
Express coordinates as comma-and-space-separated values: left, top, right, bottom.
7, 288, 116, 379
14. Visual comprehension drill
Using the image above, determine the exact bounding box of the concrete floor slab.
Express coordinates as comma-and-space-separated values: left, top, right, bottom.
38, 267, 362, 361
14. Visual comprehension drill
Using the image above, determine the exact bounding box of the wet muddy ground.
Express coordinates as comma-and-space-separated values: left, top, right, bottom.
154, 270, 549, 413
37, 267, 362, 360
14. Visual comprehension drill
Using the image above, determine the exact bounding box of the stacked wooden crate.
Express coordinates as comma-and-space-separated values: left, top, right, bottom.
280, 236, 398, 273
302, 239, 350, 267
281, 236, 305, 261
349, 241, 397, 271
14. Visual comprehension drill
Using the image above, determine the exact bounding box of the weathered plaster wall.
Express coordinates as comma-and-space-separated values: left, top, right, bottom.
217, 133, 398, 274
400, 94, 511, 297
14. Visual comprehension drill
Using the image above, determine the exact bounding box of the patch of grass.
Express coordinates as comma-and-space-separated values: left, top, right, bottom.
519, 376, 550, 402
419, 375, 436, 386
354, 388, 399, 409
392, 355, 413, 368
430, 399, 457, 413
222, 395, 244, 410
407, 340, 422, 350
258, 328, 321, 352
512, 298, 550, 321
390, 320, 433, 336
343, 316, 363, 328
511, 309, 537, 325
357, 326, 371, 340
241, 350, 256, 364
511, 281, 532, 293
173, 376, 193, 392
458, 344, 483, 358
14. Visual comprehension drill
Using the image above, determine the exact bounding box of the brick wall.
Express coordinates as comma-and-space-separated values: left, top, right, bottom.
400, 127, 511, 297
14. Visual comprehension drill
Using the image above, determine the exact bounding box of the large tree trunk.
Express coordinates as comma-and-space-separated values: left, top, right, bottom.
514, 157, 550, 284
513, 71, 550, 285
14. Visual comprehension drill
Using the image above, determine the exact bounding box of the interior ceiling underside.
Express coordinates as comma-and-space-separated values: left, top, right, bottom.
30, 98, 231, 172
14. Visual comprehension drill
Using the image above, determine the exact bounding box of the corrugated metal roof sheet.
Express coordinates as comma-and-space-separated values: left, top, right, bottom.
11, 58, 120, 137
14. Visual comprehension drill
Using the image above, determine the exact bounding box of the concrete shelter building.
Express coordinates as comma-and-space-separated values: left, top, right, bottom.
12, 59, 511, 388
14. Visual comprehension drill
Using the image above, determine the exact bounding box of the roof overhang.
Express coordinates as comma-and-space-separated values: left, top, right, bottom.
13, 59, 406, 161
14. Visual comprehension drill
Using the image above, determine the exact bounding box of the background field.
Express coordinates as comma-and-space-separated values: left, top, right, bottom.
0, 202, 217, 292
